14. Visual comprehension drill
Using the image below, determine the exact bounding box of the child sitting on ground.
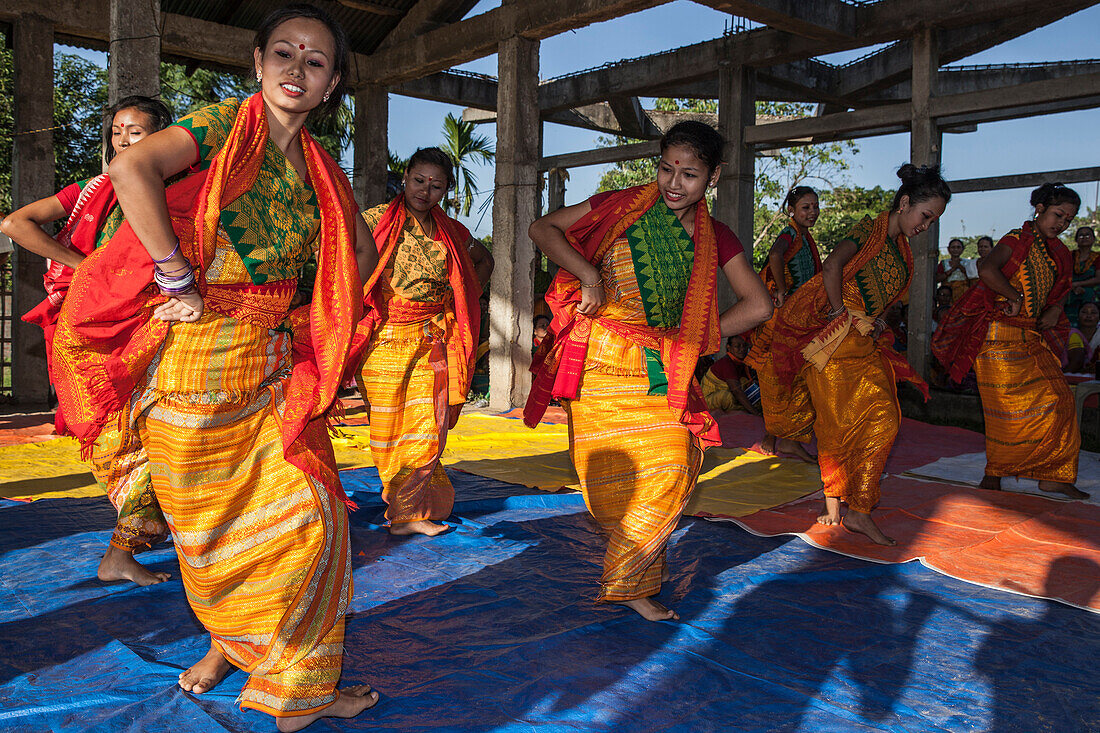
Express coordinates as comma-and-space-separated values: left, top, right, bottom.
702, 335, 760, 415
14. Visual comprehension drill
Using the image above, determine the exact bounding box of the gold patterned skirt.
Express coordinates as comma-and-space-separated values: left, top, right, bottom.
804, 330, 900, 513
975, 321, 1079, 482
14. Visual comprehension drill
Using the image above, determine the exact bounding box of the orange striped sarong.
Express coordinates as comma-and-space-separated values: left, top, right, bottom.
804, 330, 900, 512
135, 313, 351, 716
975, 321, 1079, 482
88, 407, 167, 552
567, 321, 703, 601
359, 314, 454, 524
751, 317, 814, 442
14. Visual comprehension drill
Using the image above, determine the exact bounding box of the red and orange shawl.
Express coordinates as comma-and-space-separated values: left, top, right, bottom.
345, 196, 481, 420
932, 221, 1072, 384
768, 210, 926, 396
760, 219, 822, 294
523, 182, 722, 447
51, 93, 361, 504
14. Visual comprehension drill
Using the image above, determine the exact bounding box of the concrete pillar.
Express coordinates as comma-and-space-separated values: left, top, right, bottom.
489, 35, 539, 412
11, 16, 54, 404
548, 168, 566, 212
908, 27, 941, 381
716, 65, 756, 311
353, 85, 389, 208
108, 0, 161, 104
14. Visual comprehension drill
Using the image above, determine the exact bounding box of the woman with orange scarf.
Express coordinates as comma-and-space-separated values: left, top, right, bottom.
50, 6, 380, 730
770, 164, 950, 546
349, 147, 493, 537
933, 183, 1085, 500
526, 121, 773, 621
747, 185, 822, 463
1, 96, 174, 588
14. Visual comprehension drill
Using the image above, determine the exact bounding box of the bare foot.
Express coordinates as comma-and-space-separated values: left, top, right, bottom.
178, 641, 233, 694
760, 434, 778, 456
842, 510, 896, 546
97, 544, 170, 586
776, 438, 817, 464
816, 496, 842, 526
979, 475, 1002, 491
611, 597, 679, 622
389, 519, 450, 537
275, 684, 380, 732
1038, 480, 1090, 500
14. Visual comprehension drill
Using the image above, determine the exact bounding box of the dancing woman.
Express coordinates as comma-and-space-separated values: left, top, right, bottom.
934, 183, 1085, 500
350, 147, 493, 537
50, 4, 380, 729
770, 164, 951, 546
746, 185, 822, 463
1, 95, 174, 587
525, 121, 773, 621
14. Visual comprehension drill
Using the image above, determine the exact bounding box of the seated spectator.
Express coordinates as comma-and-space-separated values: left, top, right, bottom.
1065, 301, 1100, 374
934, 285, 953, 311
935, 238, 976, 302
1066, 226, 1099, 327
701, 335, 760, 415
533, 314, 551, 351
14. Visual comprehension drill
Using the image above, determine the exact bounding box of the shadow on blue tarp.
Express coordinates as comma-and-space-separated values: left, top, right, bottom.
0, 467, 1097, 732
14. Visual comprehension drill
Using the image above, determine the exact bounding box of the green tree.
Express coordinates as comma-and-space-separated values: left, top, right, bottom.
0, 43, 13, 213
54, 55, 109, 187
387, 149, 408, 175
812, 185, 895, 256
439, 112, 494, 217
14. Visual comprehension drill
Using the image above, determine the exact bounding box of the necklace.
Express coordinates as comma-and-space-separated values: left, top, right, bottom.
417, 213, 436, 240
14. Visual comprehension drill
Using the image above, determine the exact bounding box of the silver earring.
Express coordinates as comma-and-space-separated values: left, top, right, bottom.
323, 92, 330, 102
256, 71, 262, 82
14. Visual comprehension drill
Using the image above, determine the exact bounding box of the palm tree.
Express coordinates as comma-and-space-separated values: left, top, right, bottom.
440, 113, 495, 217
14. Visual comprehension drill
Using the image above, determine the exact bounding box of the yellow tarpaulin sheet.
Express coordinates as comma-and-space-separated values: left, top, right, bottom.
332, 413, 821, 518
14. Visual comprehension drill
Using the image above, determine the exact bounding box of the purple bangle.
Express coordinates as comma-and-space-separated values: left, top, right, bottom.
152, 239, 181, 264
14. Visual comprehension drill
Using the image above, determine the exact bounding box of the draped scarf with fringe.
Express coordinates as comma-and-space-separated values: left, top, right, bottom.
932, 221, 1072, 384
768, 210, 927, 398
523, 182, 722, 447
51, 93, 360, 505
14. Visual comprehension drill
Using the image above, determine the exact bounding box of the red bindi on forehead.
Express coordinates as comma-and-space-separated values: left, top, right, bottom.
674, 160, 679, 165
299, 44, 305, 50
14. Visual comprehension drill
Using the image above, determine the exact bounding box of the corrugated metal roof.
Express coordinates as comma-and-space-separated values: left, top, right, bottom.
160, 0, 481, 55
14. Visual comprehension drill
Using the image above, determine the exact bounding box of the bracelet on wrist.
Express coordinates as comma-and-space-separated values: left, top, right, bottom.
152, 238, 181, 264
580, 277, 603, 289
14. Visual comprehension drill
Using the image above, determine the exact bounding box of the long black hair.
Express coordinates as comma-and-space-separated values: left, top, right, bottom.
254, 3, 350, 120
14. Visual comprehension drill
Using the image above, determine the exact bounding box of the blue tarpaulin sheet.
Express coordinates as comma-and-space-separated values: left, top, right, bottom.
0, 468, 1097, 732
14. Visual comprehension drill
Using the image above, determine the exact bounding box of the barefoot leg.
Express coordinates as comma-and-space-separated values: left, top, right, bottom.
1037, 480, 1089, 500
775, 437, 817, 464
609, 597, 679, 622
816, 496, 842, 526
275, 685, 380, 733
979, 475, 1002, 491
97, 544, 171, 586
842, 510, 896, 546
179, 640, 234, 694
760, 434, 778, 456
388, 519, 450, 537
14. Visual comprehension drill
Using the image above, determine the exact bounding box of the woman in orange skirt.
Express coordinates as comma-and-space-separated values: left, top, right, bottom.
526, 121, 773, 621
770, 164, 951, 546
934, 183, 1085, 499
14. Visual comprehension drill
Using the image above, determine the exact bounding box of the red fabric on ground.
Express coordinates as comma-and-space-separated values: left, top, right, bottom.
733, 475, 1100, 611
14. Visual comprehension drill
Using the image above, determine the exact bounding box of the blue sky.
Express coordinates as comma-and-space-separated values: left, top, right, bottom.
61, 0, 1100, 250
